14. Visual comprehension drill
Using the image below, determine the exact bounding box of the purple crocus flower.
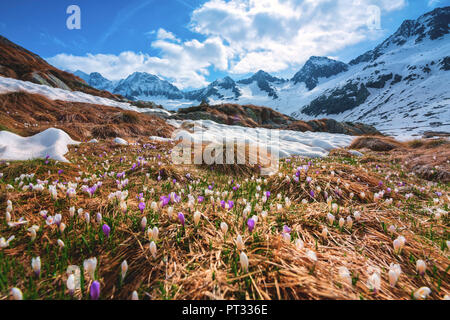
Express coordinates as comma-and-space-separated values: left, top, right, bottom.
58, 169, 64, 175
178, 212, 185, 227
283, 225, 291, 234
309, 190, 315, 198
102, 224, 111, 238
159, 196, 169, 207
44, 155, 50, 164
378, 181, 383, 187
435, 191, 442, 197
247, 218, 255, 232
138, 201, 145, 213
197, 196, 204, 203
386, 187, 392, 193
90, 281, 100, 300
265, 191, 271, 198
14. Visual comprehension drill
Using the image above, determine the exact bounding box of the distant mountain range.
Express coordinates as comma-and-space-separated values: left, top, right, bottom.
72, 6, 449, 137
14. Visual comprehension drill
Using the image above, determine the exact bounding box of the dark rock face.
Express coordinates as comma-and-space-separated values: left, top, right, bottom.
302, 81, 370, 116
366, 73, 393, 89
291, 56, 349, 90
440, 56, 450, 71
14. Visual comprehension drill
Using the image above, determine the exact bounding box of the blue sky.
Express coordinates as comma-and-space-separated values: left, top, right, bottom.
0, 0, 448, 89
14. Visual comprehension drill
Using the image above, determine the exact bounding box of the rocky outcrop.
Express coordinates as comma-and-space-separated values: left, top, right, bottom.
172, 103, 381, 136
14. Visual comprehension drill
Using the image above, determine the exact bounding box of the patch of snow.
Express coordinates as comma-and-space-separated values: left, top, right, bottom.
113, 137, 128, 145
149, 136, 173, 142
0, 128, 79, 162
168, 120, 354, 158
348, 150, 364, 157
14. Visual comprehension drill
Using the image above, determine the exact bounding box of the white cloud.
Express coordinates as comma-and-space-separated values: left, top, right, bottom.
156, 28, 180, 42
48, 0, 407, 89
48, 35, 230, 89
190, 0, 407, 74
427, 0, 441, 7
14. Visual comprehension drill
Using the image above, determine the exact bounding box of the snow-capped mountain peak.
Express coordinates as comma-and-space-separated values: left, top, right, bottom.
113, 72, 183, 100
291, 56, 349, 90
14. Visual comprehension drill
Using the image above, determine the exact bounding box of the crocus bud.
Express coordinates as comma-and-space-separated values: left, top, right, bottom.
247, 218, 255, 232
414, 286, 431, 300
96, 212, 102, 224
69, 206, 75, 217
327, 213, 335, 225
83, 257, 97, 279
138, 201, 145, 214
236, 234, 244, 251
353, 211, 361, 221
150, 241, 157, 258
367, 272, 381, 293
67, 274, 75, 295
321, 227, 328, 239
11, 287, 23, 300
121, 260, 128, 281
220, 222, 228, 235
306, 249, 317, 263
331, 203, 338, 213
193, 211, 201, 226
338, 267, 352, 287
178, 212, 185, 227
295, 239, 304, 250
90, 281, 100, 300
416, 260, 426, 276
167, 206, 174, 219
152, 226, 159, 240
339, 218, 345, 229
388, 263, 401, 287
31, 257, 41, 277
131, 291, 139, 300
393, 235, 406, 254
346, 216, 353, 229
141, 217, 147, 231
60, 223, 66, 233
57, 239, 65, 248
30, 228, 37, 241
240, 252, 249, 273
102, 224, 111, 238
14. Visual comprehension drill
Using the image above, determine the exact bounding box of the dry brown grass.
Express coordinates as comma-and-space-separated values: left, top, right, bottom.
0, 138, 448, 301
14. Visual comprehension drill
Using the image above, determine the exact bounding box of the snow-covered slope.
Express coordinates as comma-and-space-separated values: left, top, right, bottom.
291, 6, 450, 138
0, 128, 79, 162
0, 76, 172, 116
